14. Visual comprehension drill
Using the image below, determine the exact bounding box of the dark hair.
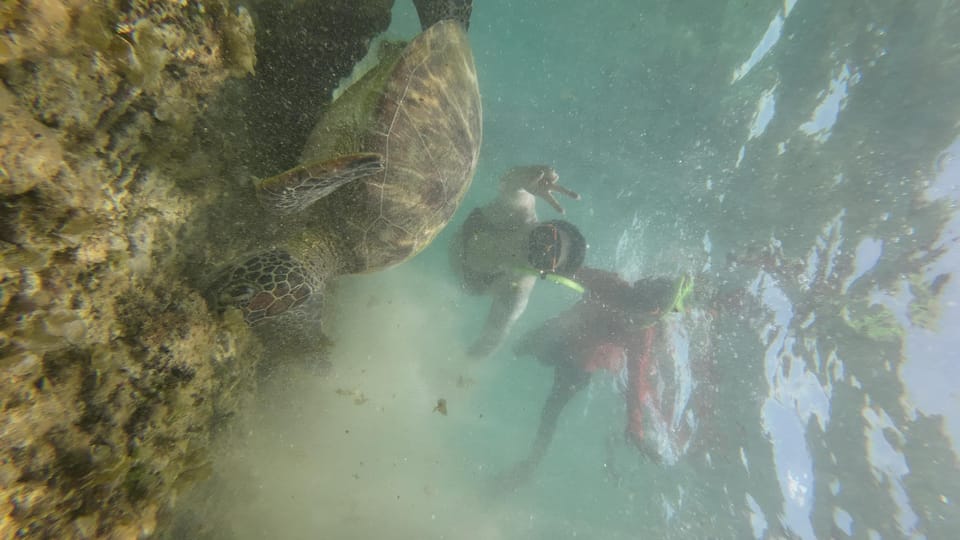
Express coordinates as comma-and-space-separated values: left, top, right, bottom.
627, 277, 679, 314
527, 220, 586, 276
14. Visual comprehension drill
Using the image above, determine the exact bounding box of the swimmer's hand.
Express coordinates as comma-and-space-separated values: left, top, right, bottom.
502, 165, 580, 214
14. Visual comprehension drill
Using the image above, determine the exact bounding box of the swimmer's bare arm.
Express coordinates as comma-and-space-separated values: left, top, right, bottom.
493, 362, 591, 491
468, 274, 536, 357
486, 165, 581, 221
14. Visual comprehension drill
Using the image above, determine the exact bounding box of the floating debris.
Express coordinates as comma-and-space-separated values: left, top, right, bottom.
433, 398, 448, 416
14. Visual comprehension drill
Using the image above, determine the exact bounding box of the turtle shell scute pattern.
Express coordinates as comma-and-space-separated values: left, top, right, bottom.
349, 20, 481, 271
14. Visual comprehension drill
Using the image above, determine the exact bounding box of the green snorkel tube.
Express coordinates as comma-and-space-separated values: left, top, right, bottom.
515, 267, 691, 305
516, 266, 586, 294
670, 273, 695, 312
631, 273, 695, 329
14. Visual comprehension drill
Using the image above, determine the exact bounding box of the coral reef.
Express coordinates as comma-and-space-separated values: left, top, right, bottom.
1, 1, 261, 537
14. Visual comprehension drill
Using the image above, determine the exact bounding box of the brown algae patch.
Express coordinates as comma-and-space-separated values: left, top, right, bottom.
1, 1, 258, 537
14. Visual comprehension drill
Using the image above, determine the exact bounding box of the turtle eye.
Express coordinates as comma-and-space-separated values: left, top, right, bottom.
222, 283, 257, 305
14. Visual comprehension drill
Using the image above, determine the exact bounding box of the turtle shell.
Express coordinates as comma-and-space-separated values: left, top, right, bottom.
299, 20, 482, 273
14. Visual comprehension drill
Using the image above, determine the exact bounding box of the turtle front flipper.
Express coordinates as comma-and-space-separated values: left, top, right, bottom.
256, 153, 384, 215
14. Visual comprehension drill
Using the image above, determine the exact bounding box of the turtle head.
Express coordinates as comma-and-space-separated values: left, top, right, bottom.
205, 251, 318, 325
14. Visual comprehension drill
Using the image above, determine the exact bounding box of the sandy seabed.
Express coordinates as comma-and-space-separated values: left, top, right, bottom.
202, 262, 536, 540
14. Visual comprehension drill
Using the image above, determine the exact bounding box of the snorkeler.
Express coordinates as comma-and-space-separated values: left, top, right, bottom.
449, 165, 586, 357
498, 268, 693, 488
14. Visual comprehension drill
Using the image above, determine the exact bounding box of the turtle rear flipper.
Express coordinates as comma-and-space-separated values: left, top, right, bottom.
256, 153, 384, 215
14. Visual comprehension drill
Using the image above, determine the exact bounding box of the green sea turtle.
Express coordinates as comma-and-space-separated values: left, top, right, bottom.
206, 1, 480, 326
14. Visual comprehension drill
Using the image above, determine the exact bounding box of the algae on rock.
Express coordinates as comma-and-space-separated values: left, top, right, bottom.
1, 1, 259, 538
2, 0, 400, 536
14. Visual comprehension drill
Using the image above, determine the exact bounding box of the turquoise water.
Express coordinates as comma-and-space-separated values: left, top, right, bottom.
198, 1, 960, 539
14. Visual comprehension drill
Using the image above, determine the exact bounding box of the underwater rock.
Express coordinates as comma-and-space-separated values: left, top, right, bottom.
1, 1, 260, 538
0, 87, 63, 197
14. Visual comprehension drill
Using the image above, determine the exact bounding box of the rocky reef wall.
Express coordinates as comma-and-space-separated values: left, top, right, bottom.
0, 2, 259, 537
0, 1, 390, 537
